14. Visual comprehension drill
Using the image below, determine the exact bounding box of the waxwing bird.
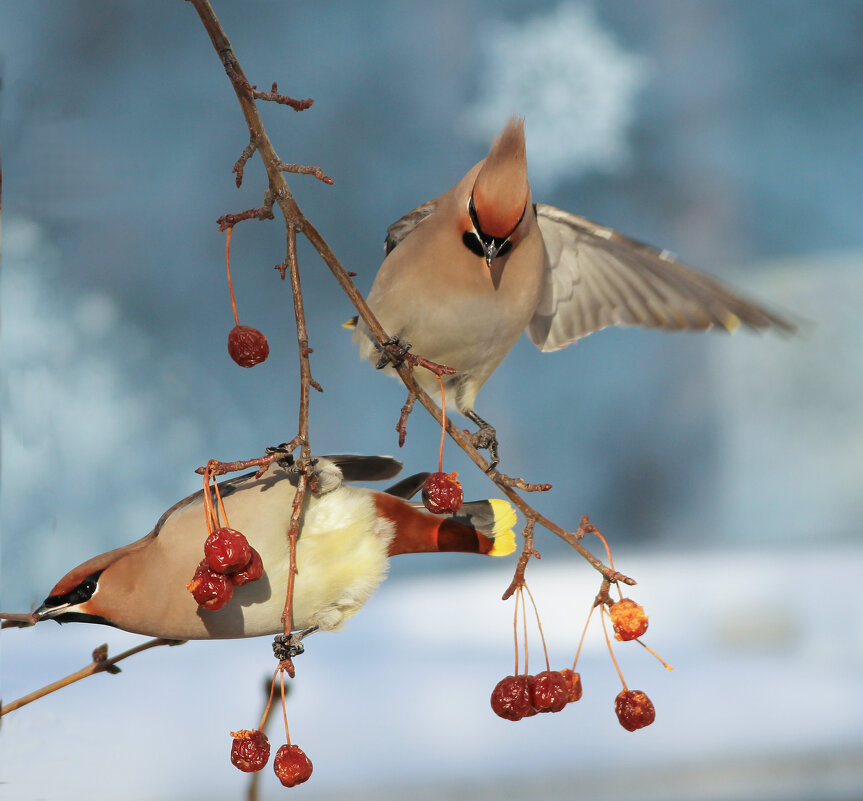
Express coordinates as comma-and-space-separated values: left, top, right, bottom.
353, 117, 793, 465
31, 455, 516, 640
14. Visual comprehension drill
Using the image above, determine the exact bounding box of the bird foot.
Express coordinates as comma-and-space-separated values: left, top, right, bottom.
375, 336, 412, 369
467, 422, 500, 470
272, 626, 318, 661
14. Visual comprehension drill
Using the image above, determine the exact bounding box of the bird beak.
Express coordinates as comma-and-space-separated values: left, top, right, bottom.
32, 601, 71, 622
484, 240, 502, 267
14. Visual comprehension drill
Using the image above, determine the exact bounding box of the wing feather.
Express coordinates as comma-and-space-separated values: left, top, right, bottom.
529, 204, 794, 352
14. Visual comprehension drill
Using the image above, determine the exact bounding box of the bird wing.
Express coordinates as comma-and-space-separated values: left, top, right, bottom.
384, 472, 431, 499
325, 455, 403, 482
384, 200, 437, 254
528, 204, 794, 352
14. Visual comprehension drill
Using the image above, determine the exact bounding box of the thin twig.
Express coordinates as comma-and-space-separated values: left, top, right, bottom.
501, 519, 539, 601
0, 638, 184, 717
234, 139, 258, 188
396, 389, 418, 447
279, 162, 334, 185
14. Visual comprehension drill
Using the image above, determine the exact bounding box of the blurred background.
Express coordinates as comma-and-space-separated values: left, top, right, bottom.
1, 1, 861, 799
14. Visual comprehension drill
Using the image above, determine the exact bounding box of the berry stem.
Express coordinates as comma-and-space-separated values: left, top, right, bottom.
512, 586, 521, 676
258, 667, 280, 731
572, 604, 596, 670
225, 226, 241, 327
437, 375, 446, 474
520, 586, 529, 676
592, 527, 615, 575
202, 463, 216, 534
524, 583, 551, 673
635, 638, 674, 672
211, 472, 230, 529
279, 667, 291, 744
600, 605, 628, 691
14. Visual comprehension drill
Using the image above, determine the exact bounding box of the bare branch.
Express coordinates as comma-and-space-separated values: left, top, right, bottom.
0, 638, 184, 717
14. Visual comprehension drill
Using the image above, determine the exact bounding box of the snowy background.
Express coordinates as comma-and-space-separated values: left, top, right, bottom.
2, 2, 862, 799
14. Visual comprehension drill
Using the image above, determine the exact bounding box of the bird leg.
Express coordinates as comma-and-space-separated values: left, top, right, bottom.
271, 626, 318, 661
465, 409, 500, 469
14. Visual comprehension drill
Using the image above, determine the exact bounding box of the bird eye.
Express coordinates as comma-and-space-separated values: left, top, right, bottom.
77, 576, 98, 600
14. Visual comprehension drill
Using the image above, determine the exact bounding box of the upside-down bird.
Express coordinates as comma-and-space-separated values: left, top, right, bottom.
353, 117, 792, 465
31, 456, 515, 640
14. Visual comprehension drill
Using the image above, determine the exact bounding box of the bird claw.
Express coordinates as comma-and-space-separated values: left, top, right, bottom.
375, 336, 412, 369
470, 425, 500, 470
272, 627, 318, 661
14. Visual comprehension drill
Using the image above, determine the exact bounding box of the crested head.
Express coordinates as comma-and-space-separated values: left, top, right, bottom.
471, 117, 529, 239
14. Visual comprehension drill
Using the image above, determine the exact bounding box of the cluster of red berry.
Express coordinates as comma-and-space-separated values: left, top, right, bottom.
491, 668, 582, 720
230, 730, 313, 788
187, 527, 263, 610
186, 462, 264, 610
231, 668, 313, 788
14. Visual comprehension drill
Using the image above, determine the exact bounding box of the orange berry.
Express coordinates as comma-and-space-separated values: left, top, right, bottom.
609, 598, 648, 641
559, 668, 583, 703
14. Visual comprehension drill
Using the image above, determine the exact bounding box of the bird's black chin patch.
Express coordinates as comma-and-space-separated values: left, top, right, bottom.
49, 611, 116, 627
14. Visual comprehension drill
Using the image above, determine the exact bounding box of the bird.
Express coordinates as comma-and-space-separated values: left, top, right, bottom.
30, 455, 516, 640
352, 117, 793, 465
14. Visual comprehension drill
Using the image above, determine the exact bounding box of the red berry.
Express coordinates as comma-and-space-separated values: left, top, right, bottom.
614, 689, 656, 731
273, 744, 313, 787
609, 598, 648, 642
490, 675, 533, 721
422, 471, 464, 514
531, 670, 569, 713
230, 547, 264, 586
230, 729, 270, 772
204, 527, 252, 574
187, 562, 234, 610
228, 324, 270, 368
560, 669, 583, 704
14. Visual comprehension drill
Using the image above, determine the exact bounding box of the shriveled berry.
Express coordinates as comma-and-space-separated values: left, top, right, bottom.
230, 729, 270, 772
615, 689, 656, 731
187, 562, 234, 610
490, 675, 533, 721
230, 547, 264, 586
531, 670, 569, 713
273, 744, 313, 787
560, 668, 583, 703
609, 598, 648, 641
204, 527, 252, 574
422, 471, 464, 514
228, 325, 270, 368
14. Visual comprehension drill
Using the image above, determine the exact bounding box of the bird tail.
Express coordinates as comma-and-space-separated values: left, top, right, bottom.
378, 494, 517, 558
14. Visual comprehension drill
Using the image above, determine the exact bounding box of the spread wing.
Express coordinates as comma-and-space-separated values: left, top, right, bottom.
384, 200, 437, 254
529, 204, 794, 352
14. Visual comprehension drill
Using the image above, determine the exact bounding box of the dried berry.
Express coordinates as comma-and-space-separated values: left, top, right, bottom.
228, 324, 270, 368
230, 547, 264, 586
614, 689, 656, 731
204, 527, 252, 575
609, 598, 648, 642
531, 670, 569, 713
490, 675, 533, 721
422, 471, 464, 515
560, 669, 583, 704
230, 729, 270, 772
187, 562, 234, 610
273, 744, 313, 787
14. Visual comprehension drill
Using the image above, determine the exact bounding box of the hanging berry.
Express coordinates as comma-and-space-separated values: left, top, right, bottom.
230, 730, 271, 773
224, 227, 269, 368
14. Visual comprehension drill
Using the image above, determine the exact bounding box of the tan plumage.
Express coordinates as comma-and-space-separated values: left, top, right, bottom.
33, 456, 516, 640
355, 117, 792, 458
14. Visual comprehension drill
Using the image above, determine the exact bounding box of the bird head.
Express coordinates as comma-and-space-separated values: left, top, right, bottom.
469, 117, 529, 266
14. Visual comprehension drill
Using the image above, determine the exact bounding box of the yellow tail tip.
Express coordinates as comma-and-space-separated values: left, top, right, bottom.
487, 498, 517, 557
723, 312, 741, 333
342, 315, 359, 330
